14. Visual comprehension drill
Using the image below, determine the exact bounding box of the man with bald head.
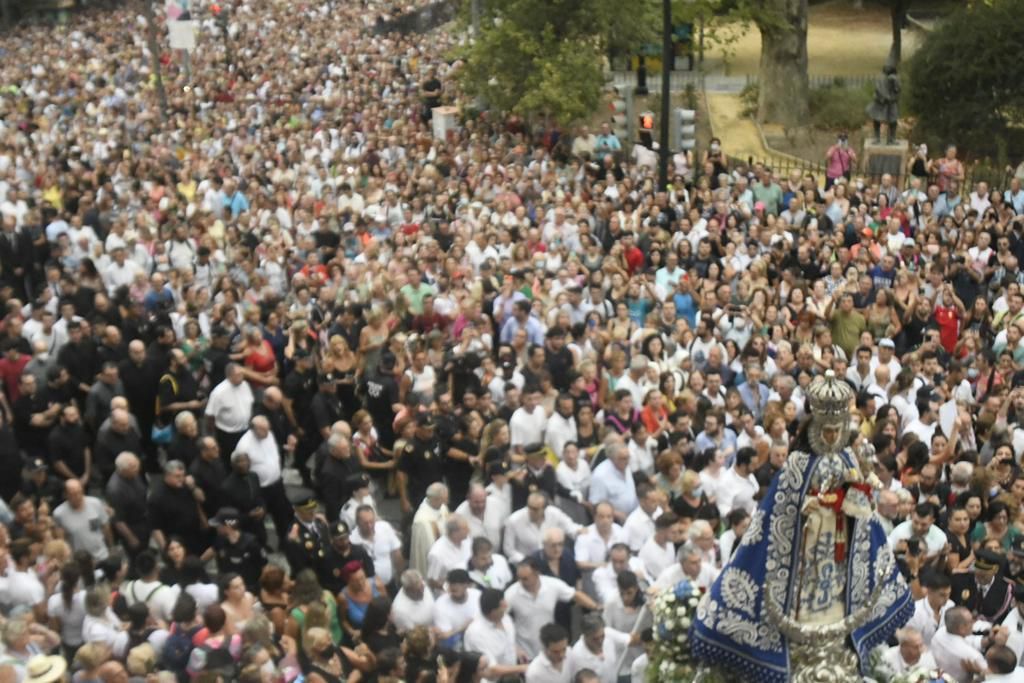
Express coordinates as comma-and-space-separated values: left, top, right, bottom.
96, 324, 125, 367
118, 339, 158, 446
189, 436, 227, 518
94, 406, 143, 482
105, 452, 149, 552
54, 478, 112, 561
236, 414, 291, 541
253, 385, 296, 452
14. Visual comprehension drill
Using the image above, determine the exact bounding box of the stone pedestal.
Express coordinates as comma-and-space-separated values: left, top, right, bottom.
862, 138, 909, 182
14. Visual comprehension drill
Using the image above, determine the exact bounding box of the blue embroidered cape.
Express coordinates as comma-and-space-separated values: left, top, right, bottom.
691, 449, 914, 683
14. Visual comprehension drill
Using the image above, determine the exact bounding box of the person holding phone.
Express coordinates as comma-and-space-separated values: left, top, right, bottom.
825, 133, 857, 190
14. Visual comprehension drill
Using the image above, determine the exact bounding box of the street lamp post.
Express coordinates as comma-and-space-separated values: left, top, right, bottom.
658, 0, 671, 191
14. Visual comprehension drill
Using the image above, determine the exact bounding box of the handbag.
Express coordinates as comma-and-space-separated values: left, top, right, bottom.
151, 423, 174, 445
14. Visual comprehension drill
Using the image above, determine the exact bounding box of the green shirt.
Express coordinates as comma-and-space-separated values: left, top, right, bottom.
830, 309, 867, 358
399, 283, 435, 315
752, 182, 784, 215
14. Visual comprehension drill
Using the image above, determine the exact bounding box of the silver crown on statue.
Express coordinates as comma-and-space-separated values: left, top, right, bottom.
807, 370, 854, 456
807, 370, 854, 420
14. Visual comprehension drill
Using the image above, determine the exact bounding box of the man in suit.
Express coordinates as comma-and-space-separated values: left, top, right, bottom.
952, 549, 1015, 624
0, 215, 34, 300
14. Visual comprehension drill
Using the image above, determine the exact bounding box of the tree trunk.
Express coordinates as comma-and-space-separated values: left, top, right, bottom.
755, 0, 809, 127
887, 0, 906, 68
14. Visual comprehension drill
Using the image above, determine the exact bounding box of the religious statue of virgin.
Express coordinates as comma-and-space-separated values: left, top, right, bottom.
692, 371, 913, 682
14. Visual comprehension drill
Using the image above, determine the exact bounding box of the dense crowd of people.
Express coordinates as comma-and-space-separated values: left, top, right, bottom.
3, 0, 1024, 681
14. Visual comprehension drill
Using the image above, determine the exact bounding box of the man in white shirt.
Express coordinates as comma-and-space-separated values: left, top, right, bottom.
350, 505, 403, 586
555, 443, 591, 504
234, 415, 291, 542
205, 363, 254, 462
654, 543, 719, 592
464, 589, 528, 682
589, 444, 639, 522
390, 569, 435, 633
468, 537, 514, 591
510, 388, 548, 455
526, 623, 572, 683
455, 484, 504, 548
503, 492, 580, 564
102, 245, 142, 295
639, 512, 681, 580
1002, 585, 1024, 664
715, 448, 759, 518
573, 502, 627, 571
545, 395, 578, 459
505, 557, 598, 659
592, 544, 650, 605
888, 503, 948, 560
433, 569, 481, 651
879, 627, 937, 675
121, 550, 180, 622
569, 613, 632, 683
427, 514, 472, 592
6, 538, 46, 615
932, 607, 1007, 683
985, 645, 1024, 682
621, 482, 662, 553
903, 397, 939, 446
907, 572, 954, 645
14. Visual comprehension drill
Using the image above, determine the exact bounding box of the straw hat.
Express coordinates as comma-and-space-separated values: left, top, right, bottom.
24, 654, 67, 683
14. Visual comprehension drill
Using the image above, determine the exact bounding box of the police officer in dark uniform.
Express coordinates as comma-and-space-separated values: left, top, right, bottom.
283, 489, 331, 576
203, 326, 233, 389
210, 507, 267, 592
320, 521, 376, 594
952, 549, 1015, 624
510, 443, 572, 512
283, 349, 316, 448
396, 413, 445, 517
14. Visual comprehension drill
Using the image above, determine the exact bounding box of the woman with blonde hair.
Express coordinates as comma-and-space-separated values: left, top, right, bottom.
672, 469, 712, 521
478, 419, 511, 467
358, 307, 389, 374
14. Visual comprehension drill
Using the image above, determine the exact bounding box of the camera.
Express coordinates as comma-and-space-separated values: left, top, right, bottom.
906, 538, 921, 556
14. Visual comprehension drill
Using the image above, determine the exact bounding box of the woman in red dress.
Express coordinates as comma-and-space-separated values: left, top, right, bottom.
237, 325, 279, 388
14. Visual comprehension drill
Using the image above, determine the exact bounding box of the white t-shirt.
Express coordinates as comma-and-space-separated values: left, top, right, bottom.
47, 590, 87, 647
505, 576, 577, 658
464, 615, 517, 678
427, 536, 472, 585
569, 628, 630, 683
350, 521, 402, 585
510, 406, 548, 449
432, 588, 481, 643
204, 379, 254, 433
121, 579, 180, 622
391, 588, 435, 633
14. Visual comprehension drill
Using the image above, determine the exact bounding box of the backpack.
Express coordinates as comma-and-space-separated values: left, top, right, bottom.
195, 636, 237, 677
161, 622, 202, 673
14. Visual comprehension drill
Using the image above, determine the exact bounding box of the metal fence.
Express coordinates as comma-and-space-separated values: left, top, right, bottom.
732, 153, 1016, 196
743, 73, 881, 91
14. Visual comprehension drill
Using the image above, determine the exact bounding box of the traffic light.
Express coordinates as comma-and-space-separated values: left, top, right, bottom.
639, 111, 655, 131
673, 108, 696, 151
610, 85, 634, 145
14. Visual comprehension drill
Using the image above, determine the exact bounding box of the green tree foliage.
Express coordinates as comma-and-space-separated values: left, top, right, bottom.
459, 0, 657, 125
906, 0, 1024, 157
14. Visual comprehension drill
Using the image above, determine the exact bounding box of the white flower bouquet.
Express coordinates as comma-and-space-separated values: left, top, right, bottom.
649, 579, 703, 682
